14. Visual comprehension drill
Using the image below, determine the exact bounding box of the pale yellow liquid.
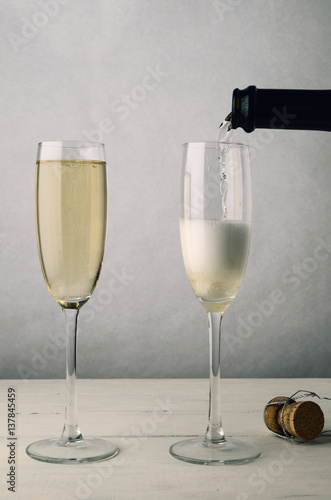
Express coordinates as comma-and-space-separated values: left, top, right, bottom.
36, 160, 107, 308
180, 218, 250, 313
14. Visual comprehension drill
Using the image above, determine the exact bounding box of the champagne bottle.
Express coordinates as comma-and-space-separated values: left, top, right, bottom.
229, 86, 331, 133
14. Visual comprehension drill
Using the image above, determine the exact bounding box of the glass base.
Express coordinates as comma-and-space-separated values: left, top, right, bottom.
26, 437, 119, 464
169, 437, 260, 465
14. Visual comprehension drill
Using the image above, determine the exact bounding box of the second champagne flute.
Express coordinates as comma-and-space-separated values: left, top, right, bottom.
26, 141, 119, 464
170, 141, 260, 465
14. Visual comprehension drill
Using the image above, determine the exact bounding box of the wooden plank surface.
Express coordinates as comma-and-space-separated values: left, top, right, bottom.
0, 379, 330, 499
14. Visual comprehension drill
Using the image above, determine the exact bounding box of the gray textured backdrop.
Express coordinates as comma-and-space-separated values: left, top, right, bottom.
1, 0, 331, 380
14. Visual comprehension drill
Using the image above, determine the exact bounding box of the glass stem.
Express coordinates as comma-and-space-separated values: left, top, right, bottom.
61, 308, 83, 443
205, 311, 225, 444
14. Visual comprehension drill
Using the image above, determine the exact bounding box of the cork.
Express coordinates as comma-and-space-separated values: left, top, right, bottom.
264, 396, 325, 440
264, 397, 295, 436
277, 400, 324, 440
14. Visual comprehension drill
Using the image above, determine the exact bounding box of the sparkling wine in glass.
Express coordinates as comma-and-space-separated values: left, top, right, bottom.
170, 141, 261, 465
26, 141, 119, 464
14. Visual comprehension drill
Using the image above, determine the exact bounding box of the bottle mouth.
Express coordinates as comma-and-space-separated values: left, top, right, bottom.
231, 86, 257, 133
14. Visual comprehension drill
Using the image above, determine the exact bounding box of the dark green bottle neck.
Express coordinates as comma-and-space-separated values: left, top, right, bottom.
231, 86, 331, 132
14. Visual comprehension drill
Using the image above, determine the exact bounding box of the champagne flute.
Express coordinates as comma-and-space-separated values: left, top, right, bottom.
26, 141, 119, 464
170, 141, 260, 465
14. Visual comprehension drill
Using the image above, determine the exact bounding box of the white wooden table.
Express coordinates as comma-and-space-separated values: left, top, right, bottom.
0, 379, 330, 499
